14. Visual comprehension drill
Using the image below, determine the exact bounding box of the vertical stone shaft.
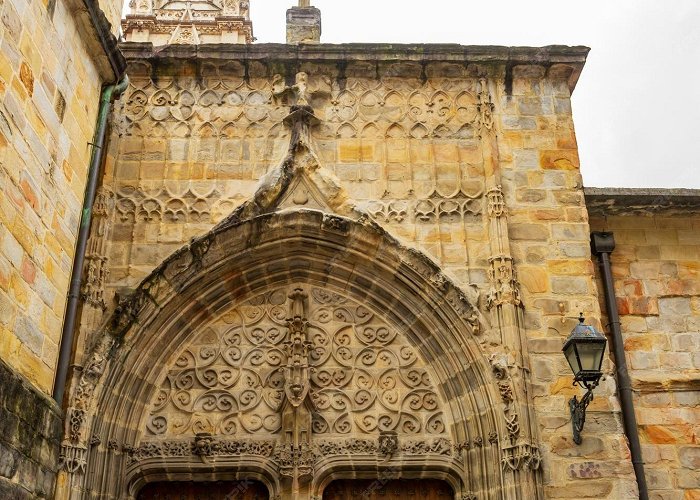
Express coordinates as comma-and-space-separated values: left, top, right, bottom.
480, 78, 543, 500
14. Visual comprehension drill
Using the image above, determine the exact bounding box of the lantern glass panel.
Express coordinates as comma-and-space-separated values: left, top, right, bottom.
564, 343, 581, 375
576, 342, 604, 372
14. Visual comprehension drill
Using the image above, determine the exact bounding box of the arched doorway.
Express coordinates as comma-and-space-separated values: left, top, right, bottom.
61, 210, 539, 498
323, 479, 453, 500
138, 481, 269, 499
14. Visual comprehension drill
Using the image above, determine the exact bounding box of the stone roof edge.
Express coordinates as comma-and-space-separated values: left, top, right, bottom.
585, 187, 700, 216
65, 0, 127, 82
119, 42, 590, 93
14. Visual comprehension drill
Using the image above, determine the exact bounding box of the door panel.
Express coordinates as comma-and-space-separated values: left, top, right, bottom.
137, 481, 269, 500
323, 479, 454, 500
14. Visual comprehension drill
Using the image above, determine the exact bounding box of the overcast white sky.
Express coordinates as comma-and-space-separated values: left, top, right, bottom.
126, 1, 700, 188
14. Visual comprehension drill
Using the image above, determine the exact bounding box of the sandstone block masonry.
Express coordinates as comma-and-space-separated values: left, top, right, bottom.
588, 188, 700, 500
57, 43, 641, 498
0, 0, 124, 394
0, 357, 63, 498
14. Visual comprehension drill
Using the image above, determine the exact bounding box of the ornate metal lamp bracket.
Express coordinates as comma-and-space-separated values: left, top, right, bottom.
569, 382, 596, 445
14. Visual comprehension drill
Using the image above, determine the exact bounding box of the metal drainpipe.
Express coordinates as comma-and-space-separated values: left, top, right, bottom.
590, 231, 649, 500
53, 75, 130, 404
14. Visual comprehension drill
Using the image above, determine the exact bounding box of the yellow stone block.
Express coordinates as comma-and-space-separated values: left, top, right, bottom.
338, 142, 361, 162
549, 377, 579, 396
19, 33, 42, 76
502, 131, 524, 148
19, 62, 34, 97
25, 105, 47, 139
0, 326, 21, 360
519, 266, 549, 293
386, 141, 408, 163
432, 143, 459, 163
11, 218, 36, 254
0, 52, 13, 85
9, 272, 30, 307
409, 143, 432, 163
17, 344, 53, 394
547, 259, 593, 275
11, 76, 29, 101
539, 150, 580, 170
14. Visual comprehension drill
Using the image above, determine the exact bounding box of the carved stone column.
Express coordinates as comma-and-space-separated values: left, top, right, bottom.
81, 188, 114, 316
477, 78, 543, 499
277, 288, 315, 499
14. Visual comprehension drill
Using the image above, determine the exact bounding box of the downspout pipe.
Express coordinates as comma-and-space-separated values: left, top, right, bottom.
53, 75, 130, 404
590, 231, 648, 500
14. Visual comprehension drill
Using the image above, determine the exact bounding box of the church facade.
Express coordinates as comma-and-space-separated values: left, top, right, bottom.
0, 1, 698, 499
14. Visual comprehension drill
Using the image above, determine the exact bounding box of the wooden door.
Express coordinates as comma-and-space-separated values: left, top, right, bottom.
323, 479, 454, 500
137, 481, 269, 500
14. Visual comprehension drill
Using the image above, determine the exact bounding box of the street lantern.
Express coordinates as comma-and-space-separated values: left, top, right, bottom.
562, 314, 607, 444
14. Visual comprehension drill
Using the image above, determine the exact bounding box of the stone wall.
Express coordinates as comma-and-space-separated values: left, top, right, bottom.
71, 44, 639, 497
589, 207, 700, 500
0, 0, 123, 394
0, 357, 63, 499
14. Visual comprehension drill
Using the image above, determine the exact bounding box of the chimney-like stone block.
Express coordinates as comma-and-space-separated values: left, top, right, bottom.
286, 6, 321, 44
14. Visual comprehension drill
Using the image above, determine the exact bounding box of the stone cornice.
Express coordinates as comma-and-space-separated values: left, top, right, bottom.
64, 0, 127, 81
118, 42, 589, 93
585, 187, 700, 215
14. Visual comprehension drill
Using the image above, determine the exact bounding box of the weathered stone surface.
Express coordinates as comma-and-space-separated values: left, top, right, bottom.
590, 206, 700, 500
0, 0, 115, 394
0, 358, 61, 499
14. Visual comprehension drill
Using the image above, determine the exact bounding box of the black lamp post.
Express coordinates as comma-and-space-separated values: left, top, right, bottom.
562, 314, 607, 444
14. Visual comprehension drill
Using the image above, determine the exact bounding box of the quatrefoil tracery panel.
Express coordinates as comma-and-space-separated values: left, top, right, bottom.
145, 286, 448, 440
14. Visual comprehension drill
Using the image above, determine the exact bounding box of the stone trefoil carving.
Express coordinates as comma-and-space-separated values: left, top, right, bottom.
115, 184, 239, 224
368, 188, 483, 225
501, 443, 542, 472
59, 444, 87, 474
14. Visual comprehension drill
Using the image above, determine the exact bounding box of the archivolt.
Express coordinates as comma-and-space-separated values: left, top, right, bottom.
65, 210, 508, 498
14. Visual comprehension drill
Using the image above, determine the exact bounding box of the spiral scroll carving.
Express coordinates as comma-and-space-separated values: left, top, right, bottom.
144, 285, 448, 441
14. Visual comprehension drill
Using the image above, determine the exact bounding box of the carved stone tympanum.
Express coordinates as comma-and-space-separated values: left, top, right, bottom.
140, 284, 450, 481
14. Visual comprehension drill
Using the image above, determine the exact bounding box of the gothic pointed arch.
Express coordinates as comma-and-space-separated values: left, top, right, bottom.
61, 102, 541, 500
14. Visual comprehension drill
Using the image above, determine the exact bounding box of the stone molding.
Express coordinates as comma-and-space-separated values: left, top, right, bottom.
585, 187, 700, 215
64, 0, 127, 80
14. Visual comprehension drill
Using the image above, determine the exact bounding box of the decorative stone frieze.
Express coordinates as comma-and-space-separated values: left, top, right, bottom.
122, 0, 253, 45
